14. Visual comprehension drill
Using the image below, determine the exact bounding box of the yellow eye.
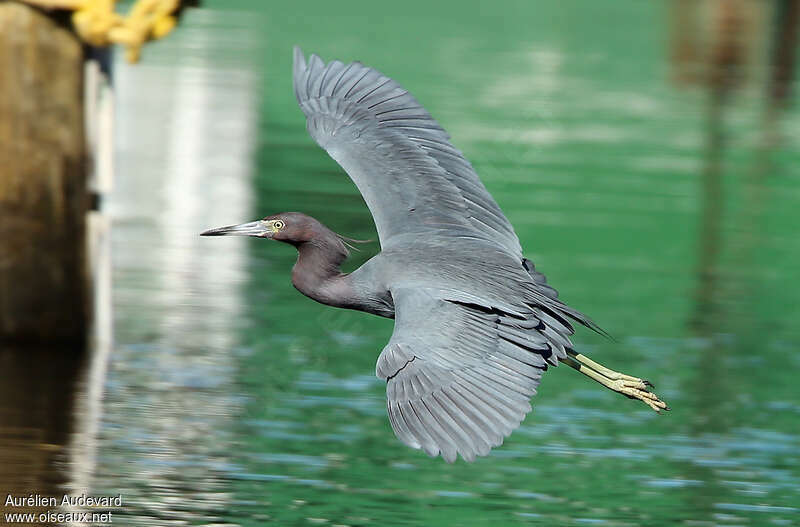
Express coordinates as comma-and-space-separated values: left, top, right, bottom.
273, 220, 285, 230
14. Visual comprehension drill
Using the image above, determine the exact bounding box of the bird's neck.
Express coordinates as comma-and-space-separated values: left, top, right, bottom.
291, 235, 353, 309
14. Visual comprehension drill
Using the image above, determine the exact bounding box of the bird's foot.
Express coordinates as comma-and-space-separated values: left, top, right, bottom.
565, 352, 670, 413
608, 378, 669, 413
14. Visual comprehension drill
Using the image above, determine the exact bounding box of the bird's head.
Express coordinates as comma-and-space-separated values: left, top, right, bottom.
201, 212, 326, 245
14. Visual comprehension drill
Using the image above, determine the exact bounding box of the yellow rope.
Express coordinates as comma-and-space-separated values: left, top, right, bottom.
20, 0, 180, 63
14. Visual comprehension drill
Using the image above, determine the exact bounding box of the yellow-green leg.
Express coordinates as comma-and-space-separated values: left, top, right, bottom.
564, 351, 670, 413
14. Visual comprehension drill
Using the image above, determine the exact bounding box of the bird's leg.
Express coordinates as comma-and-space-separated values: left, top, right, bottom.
563, 351, 669, 413
571, 352, 651, 387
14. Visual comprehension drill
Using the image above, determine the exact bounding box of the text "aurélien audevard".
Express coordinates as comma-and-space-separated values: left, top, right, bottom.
5, 494, 122, 507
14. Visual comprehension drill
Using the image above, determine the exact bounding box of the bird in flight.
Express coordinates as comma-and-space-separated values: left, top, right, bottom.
202, 47, 669, 463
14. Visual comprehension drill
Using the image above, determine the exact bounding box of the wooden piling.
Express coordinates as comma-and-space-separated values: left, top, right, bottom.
0, 3, 90, 342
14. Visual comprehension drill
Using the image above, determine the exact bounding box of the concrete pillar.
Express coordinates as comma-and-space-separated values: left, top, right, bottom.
0, 3, 89, 342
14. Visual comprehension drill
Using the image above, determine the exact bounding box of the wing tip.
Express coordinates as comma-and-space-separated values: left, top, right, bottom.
292, 46, 307, 102
308, 53, 324, 70
293, 45, 307, 71
293, 47, 330, 103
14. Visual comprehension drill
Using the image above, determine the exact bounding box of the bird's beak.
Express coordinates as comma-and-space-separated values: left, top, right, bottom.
200, 220, 273, 238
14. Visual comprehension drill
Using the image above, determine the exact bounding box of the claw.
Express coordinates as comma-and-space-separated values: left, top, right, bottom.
613, 380, 668, 413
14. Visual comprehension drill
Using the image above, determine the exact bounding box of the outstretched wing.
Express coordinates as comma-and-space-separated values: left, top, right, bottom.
293, 47, 522, 256
376, 287, 578, 463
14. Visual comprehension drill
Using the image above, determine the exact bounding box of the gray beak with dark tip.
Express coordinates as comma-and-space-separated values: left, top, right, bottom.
201, 220, 273, 238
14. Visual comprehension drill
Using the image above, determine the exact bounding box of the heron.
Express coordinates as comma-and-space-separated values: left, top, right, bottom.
202, 47, 669, 463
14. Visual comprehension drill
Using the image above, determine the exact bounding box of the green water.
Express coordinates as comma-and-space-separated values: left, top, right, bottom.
83, 1, 800, 525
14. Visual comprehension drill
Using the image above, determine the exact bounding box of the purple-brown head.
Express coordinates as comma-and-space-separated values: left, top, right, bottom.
201, 212, 330, 246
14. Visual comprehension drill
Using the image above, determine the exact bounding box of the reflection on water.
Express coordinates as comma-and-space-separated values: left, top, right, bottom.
0, 345, 88, 522
92, 7, 260, 525
2, 1, 800, 526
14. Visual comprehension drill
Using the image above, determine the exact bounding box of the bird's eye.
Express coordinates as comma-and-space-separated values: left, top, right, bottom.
273, 220, 285, 230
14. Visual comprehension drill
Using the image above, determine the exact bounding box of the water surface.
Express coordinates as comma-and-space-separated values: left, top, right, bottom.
5, 1, 799, 526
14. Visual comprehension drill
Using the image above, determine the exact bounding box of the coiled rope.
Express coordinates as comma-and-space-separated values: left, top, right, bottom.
20, 0, 180, 62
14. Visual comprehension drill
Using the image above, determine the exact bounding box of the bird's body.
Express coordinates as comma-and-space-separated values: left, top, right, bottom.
362, 239, 559, 322
202, 48, 668, 463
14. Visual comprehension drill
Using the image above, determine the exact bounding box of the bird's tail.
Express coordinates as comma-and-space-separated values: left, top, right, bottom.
522, 257, 613, 340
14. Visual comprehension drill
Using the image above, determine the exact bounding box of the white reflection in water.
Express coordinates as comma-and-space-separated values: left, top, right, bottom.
98, 8, 260, 525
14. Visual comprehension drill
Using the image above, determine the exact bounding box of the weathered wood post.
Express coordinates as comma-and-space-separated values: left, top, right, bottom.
0, 2, 90, 342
